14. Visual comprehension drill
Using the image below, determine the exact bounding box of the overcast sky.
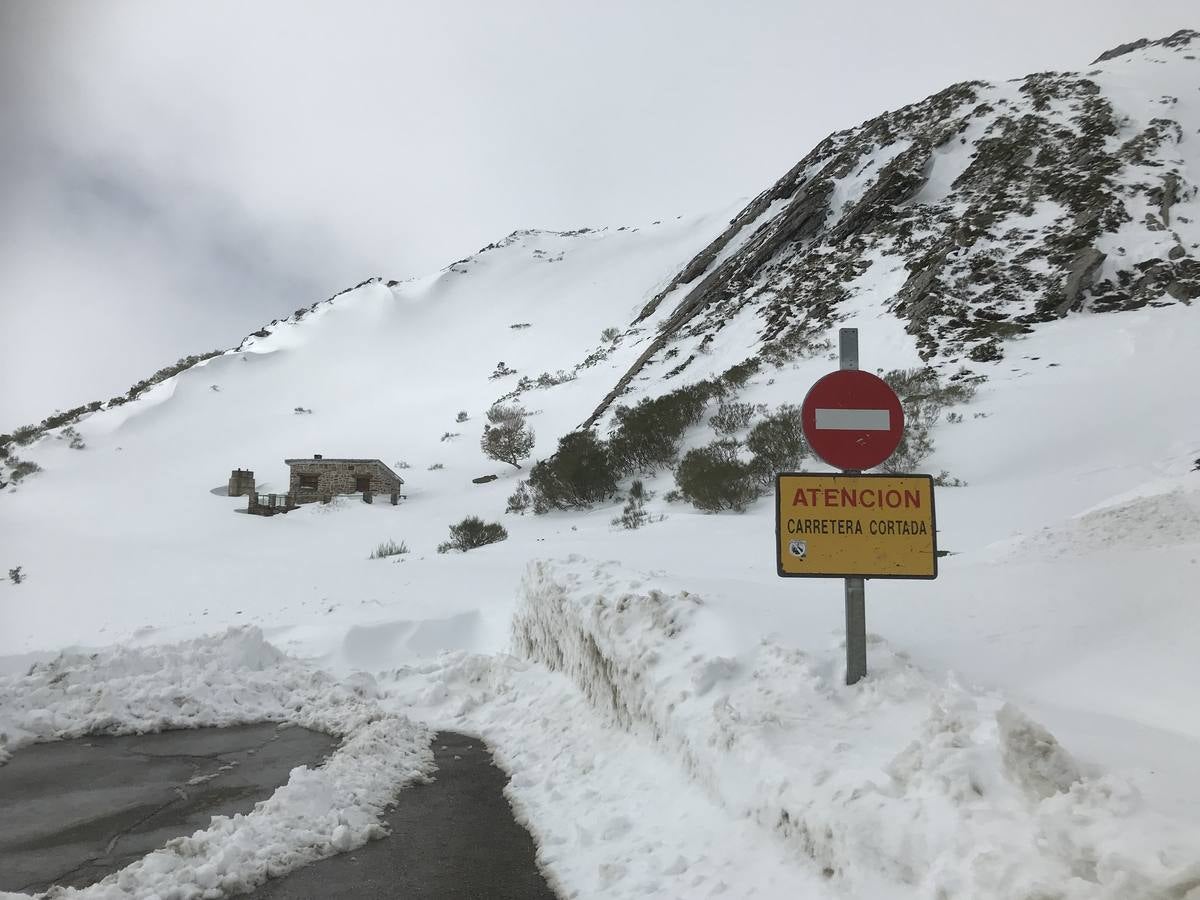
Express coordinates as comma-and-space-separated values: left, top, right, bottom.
0, 2, 1193, 429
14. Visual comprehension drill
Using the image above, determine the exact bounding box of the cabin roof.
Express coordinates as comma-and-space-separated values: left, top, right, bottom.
284, 458, 404, 483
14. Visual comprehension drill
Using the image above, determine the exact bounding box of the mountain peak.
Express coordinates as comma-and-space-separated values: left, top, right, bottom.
1092, 28, 1200, 64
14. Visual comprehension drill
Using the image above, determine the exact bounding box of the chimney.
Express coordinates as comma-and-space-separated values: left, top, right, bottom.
314, 453, 323, 460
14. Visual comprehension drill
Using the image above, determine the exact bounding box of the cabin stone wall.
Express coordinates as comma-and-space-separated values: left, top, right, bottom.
288, 460, 403, 502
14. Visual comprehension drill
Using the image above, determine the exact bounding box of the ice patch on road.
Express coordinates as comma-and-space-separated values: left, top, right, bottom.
0, 628, 433, 899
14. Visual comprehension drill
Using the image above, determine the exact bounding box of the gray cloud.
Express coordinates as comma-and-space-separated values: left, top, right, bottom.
1, 1, 1195, 428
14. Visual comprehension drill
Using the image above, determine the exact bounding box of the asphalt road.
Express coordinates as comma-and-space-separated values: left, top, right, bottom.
251, 731, 559, 899
0, 726, 558, 899
0, 723, 338, 894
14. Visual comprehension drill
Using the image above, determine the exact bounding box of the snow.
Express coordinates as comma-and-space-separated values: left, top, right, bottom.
3, 35, 1200, 900
0, 629, 433, 899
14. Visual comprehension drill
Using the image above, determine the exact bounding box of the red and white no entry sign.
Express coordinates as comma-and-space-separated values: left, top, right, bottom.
801, 369, 904, 471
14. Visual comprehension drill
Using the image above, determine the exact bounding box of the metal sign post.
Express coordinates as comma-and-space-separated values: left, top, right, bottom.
839, 328, 868, 686
778, 327, 938, 687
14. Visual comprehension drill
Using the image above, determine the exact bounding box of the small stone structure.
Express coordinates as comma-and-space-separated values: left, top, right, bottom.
285, 455, 405, 505
228, 469, 256, 497
247, 492, 297, 516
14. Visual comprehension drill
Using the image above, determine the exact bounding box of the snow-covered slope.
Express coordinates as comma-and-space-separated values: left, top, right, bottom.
3, 31, 1200, 900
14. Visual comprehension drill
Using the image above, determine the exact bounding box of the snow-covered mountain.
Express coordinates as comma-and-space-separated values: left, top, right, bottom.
2, 30, 1200, 900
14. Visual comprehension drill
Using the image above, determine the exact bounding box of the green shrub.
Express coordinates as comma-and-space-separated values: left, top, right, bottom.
674, 440, 759, 512
437, 517, 508, 553
760, 324, 833, 367
481, 404, 534, 469
505, 480, 532, 514
58, 426, 86, 450
8, 458, 41, 483
745, 404, 807, 487
612, 479, 656, 529
879, 368, 979, 473
709, 402, 756, 435
11, 425, 40, 447
608, 380, 719, 474
370, 539, 409, 559
719, 358, 761, 391
528, 429, 618, 512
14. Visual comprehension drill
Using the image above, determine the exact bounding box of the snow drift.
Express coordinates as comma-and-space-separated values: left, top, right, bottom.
512, 557, 1200, 899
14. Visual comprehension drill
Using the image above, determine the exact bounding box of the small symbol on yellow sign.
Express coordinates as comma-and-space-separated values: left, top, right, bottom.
788, 540, 808, 560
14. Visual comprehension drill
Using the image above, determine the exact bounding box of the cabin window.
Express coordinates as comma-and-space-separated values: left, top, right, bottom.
299, 474, 319, 490
355, 476, 371, 492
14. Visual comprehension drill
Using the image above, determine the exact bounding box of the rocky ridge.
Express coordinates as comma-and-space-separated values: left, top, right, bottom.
583, 29, 1200, 427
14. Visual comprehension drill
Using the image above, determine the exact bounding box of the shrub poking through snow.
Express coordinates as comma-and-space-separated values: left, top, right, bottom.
11, 425, 40, 447
879, 367, 979, 473
369, 540, 408, 559
708, 401, 756, 436
528, 429, 618, 512
293, 406, 313, 415
427, 463, 444, 471
489, 361, 517, 379
456, 410, 469, 423
440, 431, 460, 442
8, 566, 23, 584
436, 516, 508, 553
481, 404, 535, 469
8, 458, 41, 483
56, 426, 86, 449
745, 404, 808, 487
759, 323, 833, 367
608, 380, 719, 475
600, 326, 620, 342
719, 358, 761, 391
506, 480, 532, 515
612, 480, 656, 529
674, 440, 759, 512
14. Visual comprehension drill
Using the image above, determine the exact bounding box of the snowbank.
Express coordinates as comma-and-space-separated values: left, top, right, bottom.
0, 628, 433, 899
510, 558, 1200, 899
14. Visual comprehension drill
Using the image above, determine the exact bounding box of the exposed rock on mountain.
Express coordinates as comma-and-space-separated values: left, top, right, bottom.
585, 29, 1200, 426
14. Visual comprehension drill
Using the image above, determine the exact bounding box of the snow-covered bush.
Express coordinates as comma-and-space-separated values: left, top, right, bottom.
8, 566, 23, 584
674, 440, 758, 512
745, 404, 807, 487
440, 431, 460, 442
481, 404, 535, 469
600, 326, 620, 342
436, 516, 508, 553
456, 410, 469, 423
528, 429, 618, 512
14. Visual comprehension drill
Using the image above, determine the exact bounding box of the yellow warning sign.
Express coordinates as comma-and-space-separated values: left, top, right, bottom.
776, 473, 937, 579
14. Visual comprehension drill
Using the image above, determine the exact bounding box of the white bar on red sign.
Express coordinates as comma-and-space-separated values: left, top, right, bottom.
814, 408, 891, 430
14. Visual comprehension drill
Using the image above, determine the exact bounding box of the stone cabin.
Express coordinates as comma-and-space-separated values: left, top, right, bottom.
285, 455, 405, 504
